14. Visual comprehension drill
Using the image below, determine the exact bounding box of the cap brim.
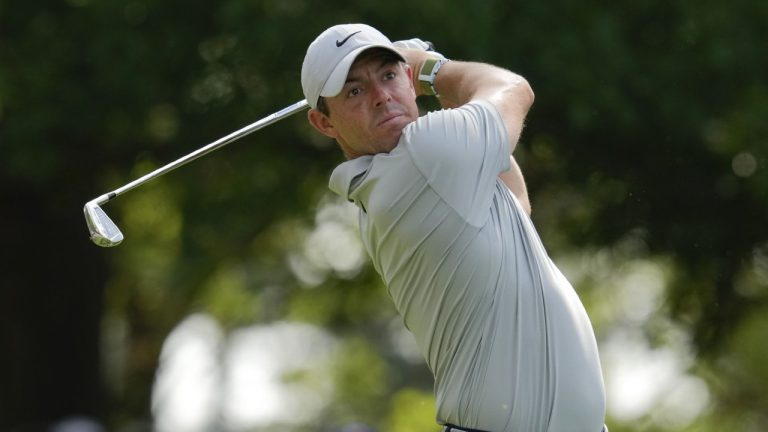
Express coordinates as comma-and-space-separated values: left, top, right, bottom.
319, 45, 405, 99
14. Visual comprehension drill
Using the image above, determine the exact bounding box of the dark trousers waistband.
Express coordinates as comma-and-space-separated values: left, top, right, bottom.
443, 424, 608, 432
443, 424, 489, 432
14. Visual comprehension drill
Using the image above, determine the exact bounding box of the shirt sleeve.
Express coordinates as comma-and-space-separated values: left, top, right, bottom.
401, 100, 511, 226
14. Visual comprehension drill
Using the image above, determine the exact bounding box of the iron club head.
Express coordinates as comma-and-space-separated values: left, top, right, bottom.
84, 201, 124, 247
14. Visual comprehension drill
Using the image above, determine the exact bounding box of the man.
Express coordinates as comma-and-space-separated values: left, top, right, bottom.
301, 23, 607, 432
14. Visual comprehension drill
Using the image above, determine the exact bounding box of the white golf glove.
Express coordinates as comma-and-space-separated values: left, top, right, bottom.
393, 38, 445, 59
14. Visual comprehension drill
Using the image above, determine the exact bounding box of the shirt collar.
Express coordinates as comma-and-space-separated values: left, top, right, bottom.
328, 155, 374, 199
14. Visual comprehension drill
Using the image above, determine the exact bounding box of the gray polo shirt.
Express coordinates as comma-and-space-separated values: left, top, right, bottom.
329, 101, 606, 432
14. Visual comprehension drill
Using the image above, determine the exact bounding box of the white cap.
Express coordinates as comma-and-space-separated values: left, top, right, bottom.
301, 24, 404, 109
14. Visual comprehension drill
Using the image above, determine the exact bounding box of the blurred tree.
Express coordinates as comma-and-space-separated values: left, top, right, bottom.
1, 0, 766, 431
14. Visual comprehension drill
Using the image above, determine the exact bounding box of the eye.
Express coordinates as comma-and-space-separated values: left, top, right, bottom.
347, 87, 362, 97
383, 71, 397, 80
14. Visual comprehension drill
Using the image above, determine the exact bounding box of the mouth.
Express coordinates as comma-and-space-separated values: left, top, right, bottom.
377, 112, 404, 127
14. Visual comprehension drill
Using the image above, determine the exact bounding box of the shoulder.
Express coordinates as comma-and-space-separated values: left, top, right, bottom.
408, 101, 502, 132
329, 156, 373, 200
399, 101, 507, 167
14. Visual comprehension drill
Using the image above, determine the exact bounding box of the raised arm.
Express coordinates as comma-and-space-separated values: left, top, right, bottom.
500, 156, 531, 215
401, 49, 534, 214
401, 50, 534, 152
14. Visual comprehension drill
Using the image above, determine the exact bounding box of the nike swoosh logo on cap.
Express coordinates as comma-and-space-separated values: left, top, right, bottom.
336, 31, 362, 47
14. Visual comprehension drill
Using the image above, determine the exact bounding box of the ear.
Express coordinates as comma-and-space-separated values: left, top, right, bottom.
307, 108, 339, 139
404, 63, 415, 93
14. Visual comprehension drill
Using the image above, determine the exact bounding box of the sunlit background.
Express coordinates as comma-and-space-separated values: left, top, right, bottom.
2, 1, 767, 431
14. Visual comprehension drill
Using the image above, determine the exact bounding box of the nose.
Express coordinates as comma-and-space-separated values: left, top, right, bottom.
370, 82, 392, 107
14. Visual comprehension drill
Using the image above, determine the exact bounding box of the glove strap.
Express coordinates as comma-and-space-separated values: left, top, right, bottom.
418, 57, 450, 97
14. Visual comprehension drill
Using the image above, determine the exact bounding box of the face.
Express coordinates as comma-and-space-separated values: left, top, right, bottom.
308, 51, 419, 158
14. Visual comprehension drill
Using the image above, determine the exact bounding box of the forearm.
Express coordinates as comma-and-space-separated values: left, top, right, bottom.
402, 49, 532, 106
432, 61, 529, 109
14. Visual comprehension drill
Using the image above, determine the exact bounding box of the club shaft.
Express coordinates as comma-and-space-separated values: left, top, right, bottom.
92, 99, 309, 206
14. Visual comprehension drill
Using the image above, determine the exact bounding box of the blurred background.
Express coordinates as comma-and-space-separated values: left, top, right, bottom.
1, 0, 766, 431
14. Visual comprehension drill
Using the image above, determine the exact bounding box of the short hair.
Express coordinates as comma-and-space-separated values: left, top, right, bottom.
317, 96, 330, 116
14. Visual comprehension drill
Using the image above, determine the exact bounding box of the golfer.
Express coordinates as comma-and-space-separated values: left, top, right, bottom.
301, 23, 607, 432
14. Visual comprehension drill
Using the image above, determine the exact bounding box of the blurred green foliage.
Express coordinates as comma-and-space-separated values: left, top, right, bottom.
1, 0, 766, 431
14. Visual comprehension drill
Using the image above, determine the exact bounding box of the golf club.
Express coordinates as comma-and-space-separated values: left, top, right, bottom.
84, 99, 309, 247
